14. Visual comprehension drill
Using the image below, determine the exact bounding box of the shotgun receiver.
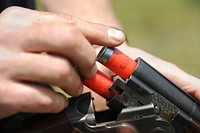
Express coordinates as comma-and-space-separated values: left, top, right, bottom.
1, 47, 200, 133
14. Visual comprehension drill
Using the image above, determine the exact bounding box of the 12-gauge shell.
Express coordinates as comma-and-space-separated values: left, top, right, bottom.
97, 47, 138, 79
82, 70, 114, 100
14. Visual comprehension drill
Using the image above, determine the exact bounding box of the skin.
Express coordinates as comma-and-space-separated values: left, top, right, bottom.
0, 6, 125, 119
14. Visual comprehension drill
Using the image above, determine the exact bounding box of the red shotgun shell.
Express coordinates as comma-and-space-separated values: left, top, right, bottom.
97, 47, 138, 79
82, 70, 114, 100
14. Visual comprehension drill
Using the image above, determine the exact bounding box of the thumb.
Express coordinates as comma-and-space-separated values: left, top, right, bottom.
77, 19, 126, 46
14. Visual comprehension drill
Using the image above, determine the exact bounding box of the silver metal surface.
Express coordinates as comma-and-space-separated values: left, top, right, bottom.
97, 47, 114, 64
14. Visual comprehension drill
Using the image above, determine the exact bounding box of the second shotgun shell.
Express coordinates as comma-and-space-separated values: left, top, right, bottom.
82, 70, 114, 100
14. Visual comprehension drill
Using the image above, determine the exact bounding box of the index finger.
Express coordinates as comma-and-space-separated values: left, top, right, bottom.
39, 11, 126, 46
76, 19, 126, 46
1, 7, 126, 46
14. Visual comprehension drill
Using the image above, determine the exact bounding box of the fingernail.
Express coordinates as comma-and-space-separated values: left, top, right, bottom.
107, 28, 125, 43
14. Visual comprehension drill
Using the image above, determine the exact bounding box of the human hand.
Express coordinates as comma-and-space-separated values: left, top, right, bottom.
0, 6, 125, 119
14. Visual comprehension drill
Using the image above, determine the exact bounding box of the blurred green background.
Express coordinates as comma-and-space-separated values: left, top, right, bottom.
112, 0, 200, 78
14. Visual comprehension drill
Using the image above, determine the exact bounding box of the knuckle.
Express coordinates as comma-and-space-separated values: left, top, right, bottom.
63, 27, 80, 49
62, 14, 79, 26
56, 25, 80, 50
53, 60, 71, 80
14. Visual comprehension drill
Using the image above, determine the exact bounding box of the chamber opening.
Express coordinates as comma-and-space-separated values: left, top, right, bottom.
94, 109, 118, 123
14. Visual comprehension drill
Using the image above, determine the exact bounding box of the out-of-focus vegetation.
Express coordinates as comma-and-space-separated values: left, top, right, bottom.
112, 0, 200, 77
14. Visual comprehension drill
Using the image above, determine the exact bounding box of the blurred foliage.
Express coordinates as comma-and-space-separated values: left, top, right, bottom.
112, 0, 200, 77
36, 0, 43, 11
